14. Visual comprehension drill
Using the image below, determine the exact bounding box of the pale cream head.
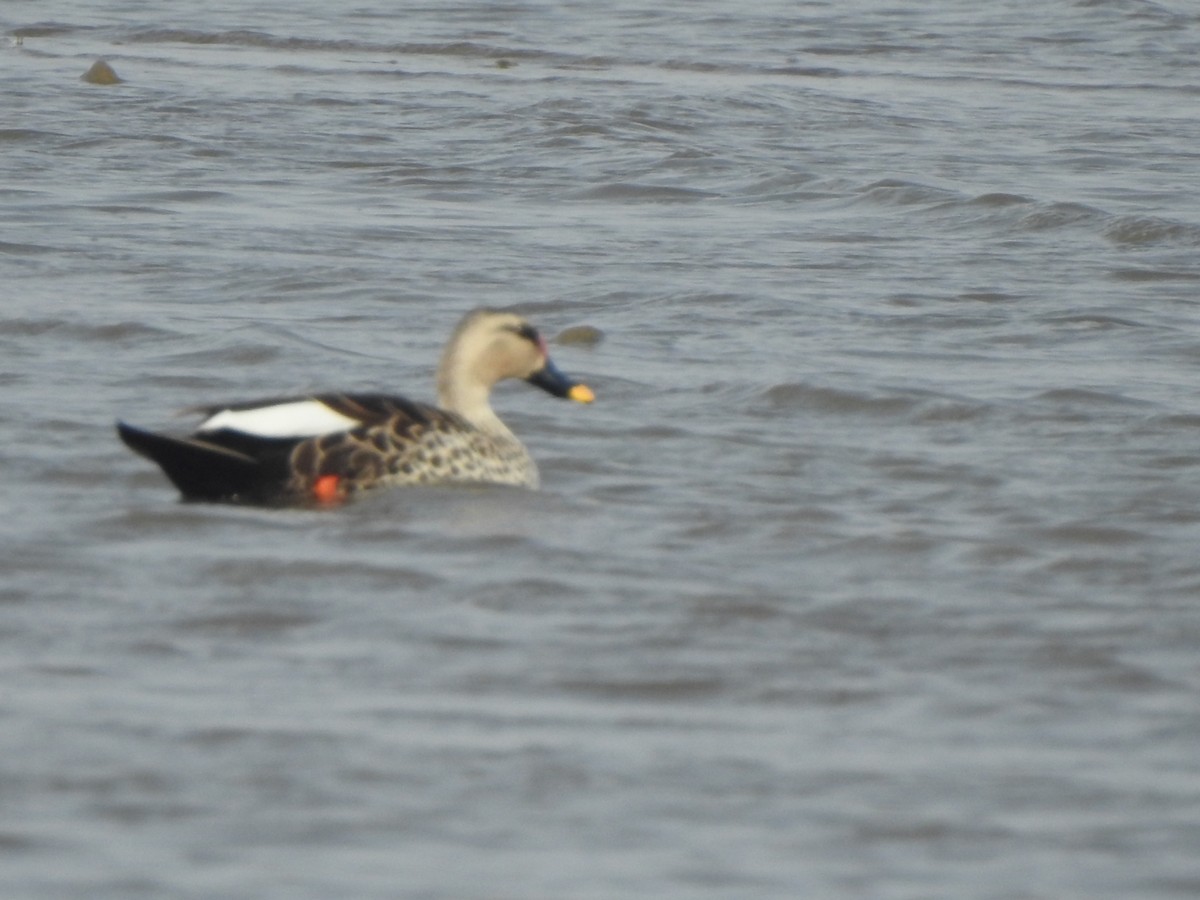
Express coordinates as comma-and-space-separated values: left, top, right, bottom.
436, 309, 563, 434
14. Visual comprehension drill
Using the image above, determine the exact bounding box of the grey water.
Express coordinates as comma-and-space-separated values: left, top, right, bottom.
3, 2, 1200, 897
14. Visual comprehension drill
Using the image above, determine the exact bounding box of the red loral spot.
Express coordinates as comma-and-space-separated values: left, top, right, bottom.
313, 474, 342, 503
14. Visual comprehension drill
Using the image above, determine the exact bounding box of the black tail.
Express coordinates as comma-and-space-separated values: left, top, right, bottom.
116, 421, 273, 503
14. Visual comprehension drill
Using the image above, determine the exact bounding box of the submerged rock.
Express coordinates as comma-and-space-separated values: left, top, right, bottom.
82, 60, 122, 85
555, 325, 604, 347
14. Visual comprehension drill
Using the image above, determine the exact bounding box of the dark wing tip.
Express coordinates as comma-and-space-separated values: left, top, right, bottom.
116, 420, 275, 502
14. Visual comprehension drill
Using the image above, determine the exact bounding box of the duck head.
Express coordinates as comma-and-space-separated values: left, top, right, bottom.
437, 309, 593, 429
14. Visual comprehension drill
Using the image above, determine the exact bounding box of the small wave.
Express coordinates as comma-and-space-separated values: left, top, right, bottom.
119, 189, 231, 204
173, 610, 321, 636
914, 400, 993, 424
84, 204, 173, 217
557, 675, 725, 701
124, 28, 560, 64
1157, 414, 1200, 429
161, 342, 283, 367
734, 171, 842, 204
950, 193, 1108, 235
0, 318, 173, 342
851, 182, 1169, 247
1032, 387, 1148, 407
84, 322, 178, 343
573, 182, 718, 203
0, 241, 59, 256
870, 455, 1002, 488
1108, 267, 1200, 282
1039, 312, 1145, 329
123, 25, 849, 81
1036, 523, 1146, 546
0, 129, 61, 143
761, 383, 917, 416
855, 178, 961, 207
762, 64, 842, 78
970, 192, 1033, 208
1019, 201, 1106, 231
1142, 454, 1200, 471
11, 23, 83, 38
1104, 214, 1200, 247
956, 291, 1018, 304
126, 28, 329, 50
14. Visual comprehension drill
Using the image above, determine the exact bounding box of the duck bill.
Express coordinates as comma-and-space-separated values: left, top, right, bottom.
527, 358, 594, 403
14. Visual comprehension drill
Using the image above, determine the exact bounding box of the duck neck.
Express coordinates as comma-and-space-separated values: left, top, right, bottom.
437, 362, 514, 438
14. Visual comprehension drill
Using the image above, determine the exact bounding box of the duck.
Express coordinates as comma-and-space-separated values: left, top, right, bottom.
116, 308, 595, 505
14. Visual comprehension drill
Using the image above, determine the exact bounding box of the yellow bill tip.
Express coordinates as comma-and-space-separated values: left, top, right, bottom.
568, 384, 595, 404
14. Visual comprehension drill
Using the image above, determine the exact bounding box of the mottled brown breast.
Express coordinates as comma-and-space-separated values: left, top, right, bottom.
286, 393, 537, 497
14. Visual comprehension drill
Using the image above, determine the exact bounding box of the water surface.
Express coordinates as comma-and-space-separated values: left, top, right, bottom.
3, 2, 1200, 897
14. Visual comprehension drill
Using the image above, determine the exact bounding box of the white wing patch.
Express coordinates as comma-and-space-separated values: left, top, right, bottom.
197, 399, 360, 438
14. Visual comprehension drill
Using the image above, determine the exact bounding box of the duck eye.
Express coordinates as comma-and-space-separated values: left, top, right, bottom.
510, 323, 540, 345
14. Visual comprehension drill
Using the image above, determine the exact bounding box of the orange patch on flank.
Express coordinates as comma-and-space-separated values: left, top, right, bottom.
312, 474, 342, 504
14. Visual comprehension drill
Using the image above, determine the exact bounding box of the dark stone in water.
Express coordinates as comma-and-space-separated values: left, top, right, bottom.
554, 325, 604, 347
82, 60, 122, 85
